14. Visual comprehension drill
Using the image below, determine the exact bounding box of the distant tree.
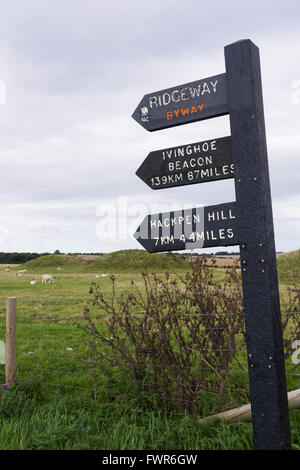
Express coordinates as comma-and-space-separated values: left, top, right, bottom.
0, 252, 45, 264
53, 250, 61, 255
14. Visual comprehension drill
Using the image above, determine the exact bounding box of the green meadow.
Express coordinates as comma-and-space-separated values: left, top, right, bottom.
0, 250, 299, 450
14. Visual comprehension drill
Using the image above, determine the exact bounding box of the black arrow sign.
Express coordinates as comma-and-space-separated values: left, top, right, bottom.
134, 202, 238, 253
136, 136, 233, 190
132, 73, 228, 132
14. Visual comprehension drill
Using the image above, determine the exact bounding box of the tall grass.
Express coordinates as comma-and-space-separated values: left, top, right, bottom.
0, 252, 299, 450
0, 385, 299, 450
0, 384, 253, 450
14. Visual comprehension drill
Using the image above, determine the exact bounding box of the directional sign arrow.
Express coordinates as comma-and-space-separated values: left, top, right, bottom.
132, 73, 228, 132
134, 202, 239, 253
136, 136, 233, 190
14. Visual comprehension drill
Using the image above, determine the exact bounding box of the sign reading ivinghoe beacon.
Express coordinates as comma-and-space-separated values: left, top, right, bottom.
136, 136, 233, 190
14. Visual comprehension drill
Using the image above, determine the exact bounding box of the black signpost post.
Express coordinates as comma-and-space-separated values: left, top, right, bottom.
132, 39, 291, 450
224, 40, 290, 450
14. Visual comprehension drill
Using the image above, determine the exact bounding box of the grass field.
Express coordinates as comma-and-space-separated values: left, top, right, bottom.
0, 250, 299, 450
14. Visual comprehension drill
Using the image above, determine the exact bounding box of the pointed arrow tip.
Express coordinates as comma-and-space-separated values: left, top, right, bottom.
131, 109, 138, 121
132, 100, 143, 122
135, 164, 143, 180
135, 153, 155, 188
131, 97, 153, 131
133, 227, 140, 241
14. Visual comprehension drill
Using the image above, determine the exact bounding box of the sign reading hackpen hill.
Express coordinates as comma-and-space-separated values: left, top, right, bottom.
136, 136, 233, 189
132, 73, 228, 131
134, 202, 238, 252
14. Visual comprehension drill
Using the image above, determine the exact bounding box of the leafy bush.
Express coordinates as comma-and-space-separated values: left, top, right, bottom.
79, 257, 300, 415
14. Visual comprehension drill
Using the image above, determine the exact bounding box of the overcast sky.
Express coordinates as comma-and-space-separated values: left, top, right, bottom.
0, 0, 299, 254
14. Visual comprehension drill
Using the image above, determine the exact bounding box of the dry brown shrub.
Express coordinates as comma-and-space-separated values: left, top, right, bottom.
79, 257, 299, 414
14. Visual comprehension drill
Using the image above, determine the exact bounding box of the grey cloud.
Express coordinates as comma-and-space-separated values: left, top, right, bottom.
0, 1, 299, 252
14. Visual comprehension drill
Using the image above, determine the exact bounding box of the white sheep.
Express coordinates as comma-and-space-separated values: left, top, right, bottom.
16, 269, 27, 276
42, 274, 54, 284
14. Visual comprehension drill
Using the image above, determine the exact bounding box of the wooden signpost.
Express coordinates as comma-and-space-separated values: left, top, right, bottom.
132, 39, 291, 450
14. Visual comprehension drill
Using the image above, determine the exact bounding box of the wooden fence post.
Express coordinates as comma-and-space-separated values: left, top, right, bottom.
5, 297, 16, 385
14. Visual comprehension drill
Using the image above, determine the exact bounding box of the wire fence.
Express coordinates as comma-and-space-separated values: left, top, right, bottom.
0, 291, 299, 417
0, 285, 298, 303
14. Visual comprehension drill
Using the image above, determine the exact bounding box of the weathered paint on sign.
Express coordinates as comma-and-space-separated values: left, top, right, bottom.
132, 73, 228, 131
134, 202, 238, 252
136, 136, 233, 189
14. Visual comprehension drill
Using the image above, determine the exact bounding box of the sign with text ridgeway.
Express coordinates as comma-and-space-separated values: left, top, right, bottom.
132, 73, 228, 131
134, 202, 238, 252
132, 39, 291, 450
